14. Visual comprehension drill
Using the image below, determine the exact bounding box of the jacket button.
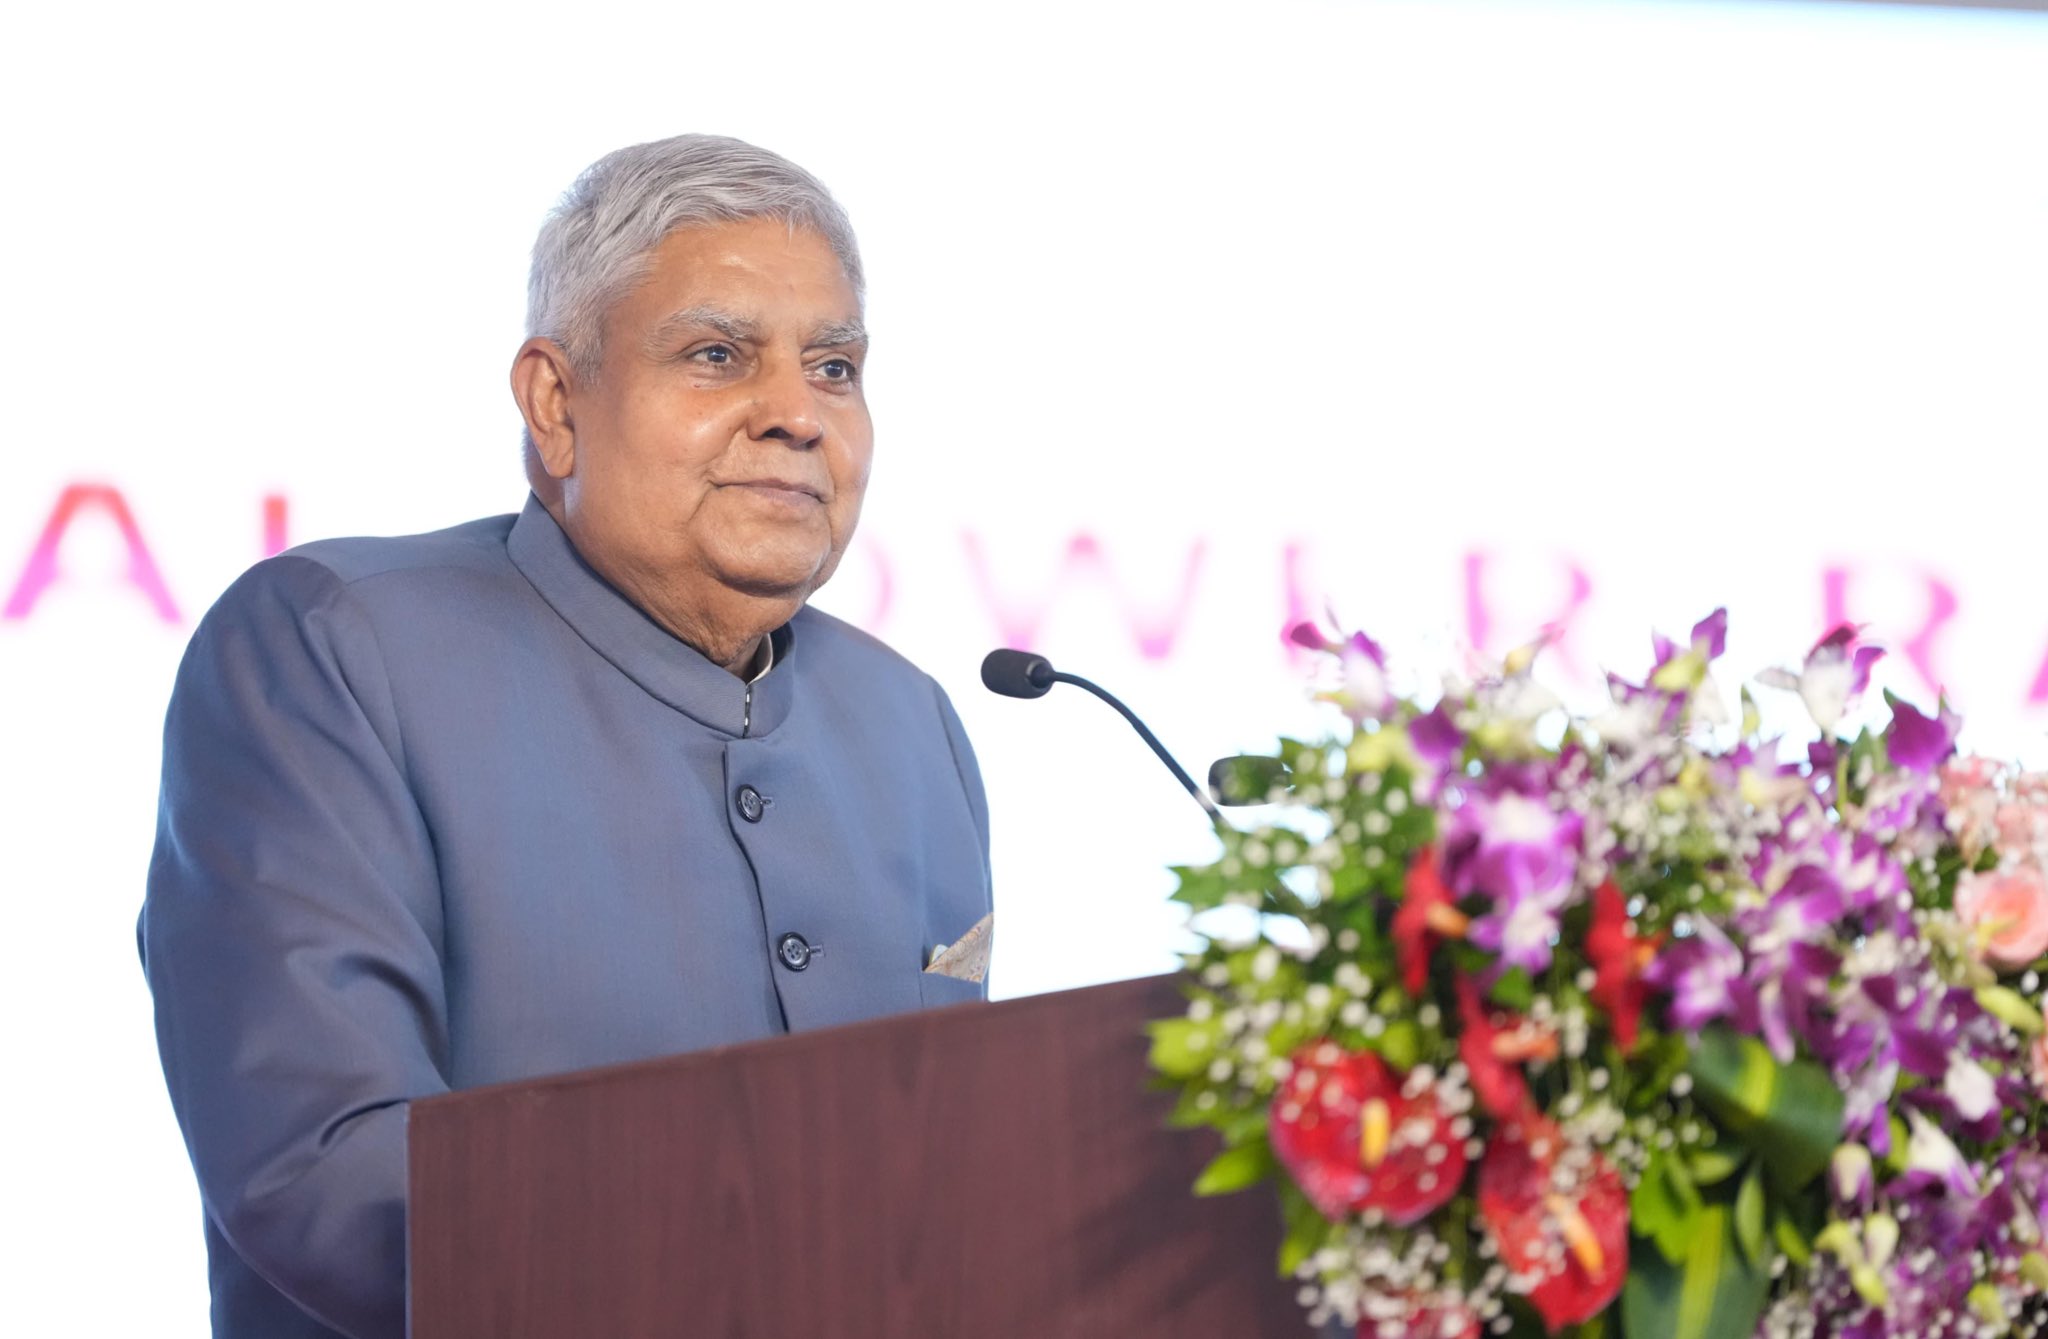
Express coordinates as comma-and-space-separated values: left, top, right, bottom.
736, 785, 765, 823
776, 933, 812, 971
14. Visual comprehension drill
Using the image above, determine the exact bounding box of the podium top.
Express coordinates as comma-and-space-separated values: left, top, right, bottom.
410, 974, 1306, 1339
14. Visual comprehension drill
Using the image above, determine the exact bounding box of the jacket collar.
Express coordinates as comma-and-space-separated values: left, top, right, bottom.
506, 494, 794, 737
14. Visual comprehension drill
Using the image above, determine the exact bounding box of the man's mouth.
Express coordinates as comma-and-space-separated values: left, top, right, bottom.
721, 479, 825, 503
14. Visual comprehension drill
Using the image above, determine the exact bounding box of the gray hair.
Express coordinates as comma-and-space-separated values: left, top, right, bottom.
526, 134, 864, 379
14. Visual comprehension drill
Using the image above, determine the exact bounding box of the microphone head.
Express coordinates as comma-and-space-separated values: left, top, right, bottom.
981, 648, 1057, 699
1207, 755, 1294, 806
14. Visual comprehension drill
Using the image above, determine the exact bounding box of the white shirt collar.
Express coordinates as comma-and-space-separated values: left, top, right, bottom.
746, 634, 775, 684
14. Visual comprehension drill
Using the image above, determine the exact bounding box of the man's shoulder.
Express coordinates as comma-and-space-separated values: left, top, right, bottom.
195, 512, 528, 650
791, 605, 936, 688
278, 513, 520, 588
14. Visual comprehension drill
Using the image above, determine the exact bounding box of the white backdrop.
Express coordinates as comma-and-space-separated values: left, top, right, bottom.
2, 0, 2045, 1331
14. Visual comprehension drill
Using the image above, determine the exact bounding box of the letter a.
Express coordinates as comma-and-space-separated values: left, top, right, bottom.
3, 483, 180, 622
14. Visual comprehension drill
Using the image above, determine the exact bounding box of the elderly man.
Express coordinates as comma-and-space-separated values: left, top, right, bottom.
141, 135, 992, 1339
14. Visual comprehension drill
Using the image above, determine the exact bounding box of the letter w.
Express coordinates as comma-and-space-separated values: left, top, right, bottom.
961, 532, 1206, 660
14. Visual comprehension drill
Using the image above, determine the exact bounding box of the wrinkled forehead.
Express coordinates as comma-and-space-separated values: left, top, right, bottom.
603, 218, 866, 352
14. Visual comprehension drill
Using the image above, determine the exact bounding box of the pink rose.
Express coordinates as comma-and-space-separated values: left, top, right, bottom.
1941, 757, 2005, 860
1943, 755, 2003, 795
1996, 802, 2047, 859
1956, 866, 2048, 970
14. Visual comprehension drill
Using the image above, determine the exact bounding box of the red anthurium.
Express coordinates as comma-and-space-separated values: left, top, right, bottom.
1585, 880, 1660, 1054
1476, 1109, 1629, 1333
1395, 846, 1469, 995
1270, 1041, 1469, 1225
1454, 979, 1555, 1121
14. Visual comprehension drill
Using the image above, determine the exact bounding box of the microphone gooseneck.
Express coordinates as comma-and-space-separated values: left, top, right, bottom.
978, 648, 1223, 824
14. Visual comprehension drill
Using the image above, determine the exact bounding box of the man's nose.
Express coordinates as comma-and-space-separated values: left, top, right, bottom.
746, 358, 824, 448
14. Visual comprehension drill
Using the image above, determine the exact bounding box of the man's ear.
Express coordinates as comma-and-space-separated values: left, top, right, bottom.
511, 338, 580, 480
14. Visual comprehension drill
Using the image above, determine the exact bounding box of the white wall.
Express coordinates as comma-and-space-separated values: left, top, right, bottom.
2, 0, 2044, 1331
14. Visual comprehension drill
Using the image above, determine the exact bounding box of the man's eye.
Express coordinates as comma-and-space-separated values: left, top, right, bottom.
691, 345, 735, 365
818, 358, 859, 382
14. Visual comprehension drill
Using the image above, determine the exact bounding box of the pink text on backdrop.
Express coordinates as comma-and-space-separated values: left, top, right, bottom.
8, 482, 2048, 712
961, 531, 1208, 660
1822, 563, 1957, 699
1283, 542, 1596, 678
2, 484, 290, 624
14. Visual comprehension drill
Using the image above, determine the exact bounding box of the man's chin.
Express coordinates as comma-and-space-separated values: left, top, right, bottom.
712, 553, 835, 604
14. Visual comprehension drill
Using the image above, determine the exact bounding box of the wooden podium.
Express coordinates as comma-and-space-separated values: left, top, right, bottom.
409, 974, 1308, 1337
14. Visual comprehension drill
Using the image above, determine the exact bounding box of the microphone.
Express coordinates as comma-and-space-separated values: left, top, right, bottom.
980, 649, 1223, 823
979, 648, 1056, 699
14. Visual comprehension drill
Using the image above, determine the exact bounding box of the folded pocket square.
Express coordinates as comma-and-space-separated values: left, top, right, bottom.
923, 912, 993, 984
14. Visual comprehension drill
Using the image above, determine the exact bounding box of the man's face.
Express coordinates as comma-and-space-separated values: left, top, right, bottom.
554, 217, 871, 626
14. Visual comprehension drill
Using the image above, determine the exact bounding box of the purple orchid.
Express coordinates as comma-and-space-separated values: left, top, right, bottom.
1400, 700, 1466, 803
1443, 780, 1584, 977
1466, 881, 1573, 977
1650, 607, 1729, 673
1408, 701, 1464, 772
1290, 622, 1395, 721
1885, 691, 1961, 774
1855, 768, 1947, 857
1443, 785, 1583, 905
1900, 1110, 1981, 1199
1749, 940, 1841, 1063
1758, 623, 1886, 736
1644, 914, 1749, 1030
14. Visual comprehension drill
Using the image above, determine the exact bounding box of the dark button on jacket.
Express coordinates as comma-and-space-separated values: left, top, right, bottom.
776, 932, 813, 970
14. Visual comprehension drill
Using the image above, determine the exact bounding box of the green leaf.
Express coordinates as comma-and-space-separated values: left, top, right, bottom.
1214, 1104, 1270, 1144
1169, 865, 1231, 910
1622, 1195, 1772, 1339
1275, 1180, 1335, 1277
1686, 1145, 1746, 1186
1977, 985, 2045, 1035
1632, 1149, 1703, 1265
1772, 1210, 1812, 1267
1376, 1018, 1422, 1072
1629, 1034, 1692, 1115
1147, 1017, 1219, 1081
1630, 1152, 1677, 1237
1193, 1137, 1274, 1196
1664, 1153, 1704, 1215
1734, 1163, 1767, 1270
1163, 1086, 1214, 1129
1490, 967, 1536, 1011
1880, 1114, 1911, 1176
1686, 1027, 1845, 1191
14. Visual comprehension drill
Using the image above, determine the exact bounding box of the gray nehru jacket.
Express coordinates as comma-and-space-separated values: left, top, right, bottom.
140, 495, 993, 1339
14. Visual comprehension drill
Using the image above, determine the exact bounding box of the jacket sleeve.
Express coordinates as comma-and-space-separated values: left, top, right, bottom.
931, 677, 993, 907
141, 555, 448, 1339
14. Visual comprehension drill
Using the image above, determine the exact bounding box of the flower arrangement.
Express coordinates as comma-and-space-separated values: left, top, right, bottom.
1150, 611, 2048, 1339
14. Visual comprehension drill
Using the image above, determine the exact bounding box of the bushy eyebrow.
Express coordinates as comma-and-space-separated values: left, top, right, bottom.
648, 305, 759, 349
646, 306, 867, 353
808, 319, 868, 351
